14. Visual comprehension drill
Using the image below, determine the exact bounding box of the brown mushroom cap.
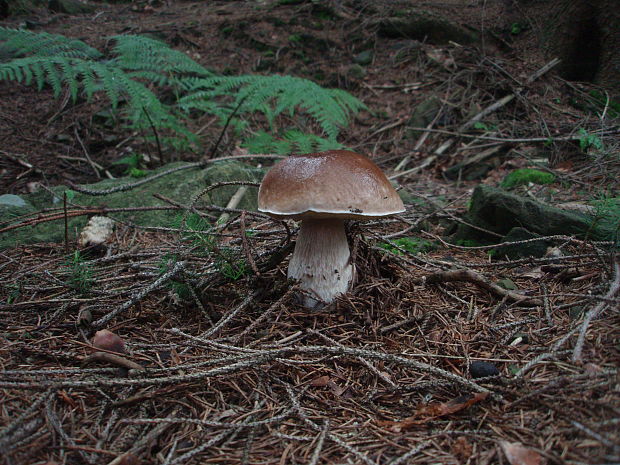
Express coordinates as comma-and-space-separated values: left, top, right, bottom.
92, 329, 126, 354
258, 150, 405, 220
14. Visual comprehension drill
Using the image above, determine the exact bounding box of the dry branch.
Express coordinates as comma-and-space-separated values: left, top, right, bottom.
82, 352, 145, 371
572, 257, 620, 362
0, 344, 490, 394
92, 260, 186, 328
425, 268, 542, 306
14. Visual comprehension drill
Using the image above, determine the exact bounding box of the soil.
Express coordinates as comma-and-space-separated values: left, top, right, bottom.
1, 1, 619, 465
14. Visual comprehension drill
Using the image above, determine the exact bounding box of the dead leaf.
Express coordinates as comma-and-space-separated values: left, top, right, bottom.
426, 49, 456, 69
114, 452, 141, 465
327, 379, 346, 396
518, 267, 544, 279
57, 389, 78, 409
500, 441, 542, 465
231, 145, 251, 157
428, 329, 442, 342
584, 363, 603, 375
216, 409, 237, 420
451, 436, 473, 462
377, 392, 489, 432
309, 375, 330, 387
423, 392, 489, 417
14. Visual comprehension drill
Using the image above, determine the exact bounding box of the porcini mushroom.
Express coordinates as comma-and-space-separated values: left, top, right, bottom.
258, 150, 405, 308
92, 329, 126, 354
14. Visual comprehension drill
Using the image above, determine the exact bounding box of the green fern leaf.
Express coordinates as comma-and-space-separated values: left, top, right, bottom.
41, 60, 63, 96
76, 62, 97, 100
111, 35, 212, 78
58, 59, 79, 101
184, 74, 365, 141
0, 28, 364, 153
0, 27, 101, 60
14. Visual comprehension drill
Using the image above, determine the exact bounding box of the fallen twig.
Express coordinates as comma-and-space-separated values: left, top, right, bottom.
107, 408, 180, 465
286, 385, 378, 465
572, 257, 620, 362
92, 260, 186, 328
0, 345, 491, 394
199, 288, 264, 339
309, 329, 398, 389
425, 269, 543, 306
82, 352, 145, 371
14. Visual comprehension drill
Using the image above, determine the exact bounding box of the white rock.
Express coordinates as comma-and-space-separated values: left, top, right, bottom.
79, 216, 115, 248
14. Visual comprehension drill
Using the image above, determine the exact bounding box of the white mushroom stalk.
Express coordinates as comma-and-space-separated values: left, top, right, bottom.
287, 218, 354, 309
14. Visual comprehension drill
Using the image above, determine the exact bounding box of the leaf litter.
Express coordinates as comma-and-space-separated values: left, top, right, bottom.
1, 1, 619, 464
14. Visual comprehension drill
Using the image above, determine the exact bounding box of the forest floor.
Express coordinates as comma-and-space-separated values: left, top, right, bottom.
1, 1, 619, 464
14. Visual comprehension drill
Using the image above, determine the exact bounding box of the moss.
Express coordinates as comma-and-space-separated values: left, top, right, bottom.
0, 161, 266, 249
266, 16, 286, 27
378, 237, 436, 255
589, 196, 620, 241
347, 64, 366, 79
455, 239, 484, 247
500, 169, 555, 189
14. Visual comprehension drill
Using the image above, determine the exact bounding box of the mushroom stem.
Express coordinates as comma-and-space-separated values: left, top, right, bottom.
288, 218, 354, 309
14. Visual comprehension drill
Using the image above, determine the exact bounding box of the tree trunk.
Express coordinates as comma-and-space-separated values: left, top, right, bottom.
517, 0, 620, 97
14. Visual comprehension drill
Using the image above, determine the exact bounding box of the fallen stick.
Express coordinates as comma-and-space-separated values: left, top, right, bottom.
425, 269, 542, 306
82, 352, 144, 371
217, 164, 263, 225
572, 257, 620, 362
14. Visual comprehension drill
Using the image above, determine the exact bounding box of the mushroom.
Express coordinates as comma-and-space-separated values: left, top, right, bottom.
258, 150, 405, 308
92, 329, 126, 354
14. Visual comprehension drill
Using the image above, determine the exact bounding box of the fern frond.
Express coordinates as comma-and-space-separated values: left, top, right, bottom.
242, 129, 345, 155
183, 74, 366, 140
176, 90, 229, 116
0, 27, 101, 60
242, 131, 289, 154
1, 56, 65, 91
88, 61, 123, 107
0, 28, 364, 153
125, 70, 174, 87
58, 58, 79, 100
111, 35, 212, 78
77, 64, 97, 100
329, 88, 367, 114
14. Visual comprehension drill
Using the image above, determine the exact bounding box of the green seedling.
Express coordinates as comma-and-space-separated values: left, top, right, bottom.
510, 23, 524, 35
4, 283, 21, 305
158, 253, 192, 300
174, 213, 215, 253
64, 251, 93, 295
577, 128, 603, 152
112, 153, 148, 178
216, 247, 249, 281
473, 121, 497, 131
379, 237, 436, 255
